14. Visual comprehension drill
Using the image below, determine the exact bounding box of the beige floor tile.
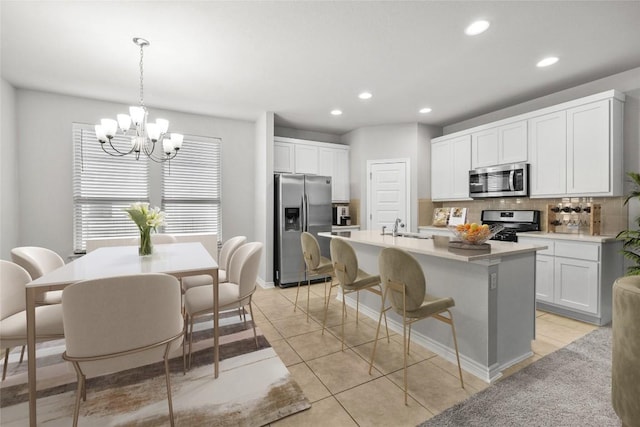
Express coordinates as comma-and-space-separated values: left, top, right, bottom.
336, 376, 433, 425
306, 348, 383, 394
428, 355, 488, 394
253, 318, 283, 342
287, 329, 345, 361
271, 312, 324, 338
326, 317, 381, 348
352, 336, 434, 375
387, 359, 471, 415
271, 396, 358, 426
269, 338, 303, 367
287, 362, 332, 403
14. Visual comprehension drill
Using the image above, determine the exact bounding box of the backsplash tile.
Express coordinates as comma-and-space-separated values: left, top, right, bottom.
420, 197, 628, 236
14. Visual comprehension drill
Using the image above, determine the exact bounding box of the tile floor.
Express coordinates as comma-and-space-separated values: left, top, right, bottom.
250, 282, 598, 426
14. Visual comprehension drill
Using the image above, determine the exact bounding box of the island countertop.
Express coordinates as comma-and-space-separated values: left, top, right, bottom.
318, 230, 547, 263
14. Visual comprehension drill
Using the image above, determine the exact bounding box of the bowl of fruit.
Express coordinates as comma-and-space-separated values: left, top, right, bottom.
447, 223, 504, 247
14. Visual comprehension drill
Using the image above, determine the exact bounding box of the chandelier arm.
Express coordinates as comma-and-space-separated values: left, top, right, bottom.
102, 139, 135, 156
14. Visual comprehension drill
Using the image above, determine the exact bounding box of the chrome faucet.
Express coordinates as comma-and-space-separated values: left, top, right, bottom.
392, 218, 404, 237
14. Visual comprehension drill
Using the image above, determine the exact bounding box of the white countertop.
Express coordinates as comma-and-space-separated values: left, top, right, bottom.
332, 225, 360, 230
319, 230, 546, 263
418, 226, 619, 243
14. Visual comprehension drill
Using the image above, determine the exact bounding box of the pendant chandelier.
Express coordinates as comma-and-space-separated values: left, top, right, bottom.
94, 37, 183, 162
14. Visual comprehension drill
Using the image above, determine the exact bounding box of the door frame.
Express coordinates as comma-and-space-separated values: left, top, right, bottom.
366, 158, 411, 231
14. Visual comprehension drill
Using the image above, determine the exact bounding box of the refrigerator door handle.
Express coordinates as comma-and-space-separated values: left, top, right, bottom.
303, 193, 309, 231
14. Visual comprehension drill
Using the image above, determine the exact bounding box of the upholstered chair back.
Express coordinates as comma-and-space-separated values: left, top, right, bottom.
10, 246, 65, 280
301, 232, 322, 270
228, 242, 263, 301
62, 273, 183, 377
0, 260, 30, 320
128, 233, 178, 245
330, 238, 359, 286
612, 275, 640, 426
378, 247, 426, 312
219, 236, 247, 271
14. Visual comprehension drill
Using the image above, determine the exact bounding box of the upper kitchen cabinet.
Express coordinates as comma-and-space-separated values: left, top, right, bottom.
431, 134, 471, 201
471, 121, 527, 168
274, 141, 295, 173
274, 137, 350, 202
529, 93, 624, 198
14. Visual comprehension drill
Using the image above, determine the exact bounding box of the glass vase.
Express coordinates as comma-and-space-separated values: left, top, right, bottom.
139, 228, 153, 256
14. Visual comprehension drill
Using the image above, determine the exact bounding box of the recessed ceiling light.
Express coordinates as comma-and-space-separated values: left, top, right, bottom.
537, 56, 559, 67
330, 109, 343, 116
465, 20, 490, 36
358, 92, 373, 100
419, 107, 432, 114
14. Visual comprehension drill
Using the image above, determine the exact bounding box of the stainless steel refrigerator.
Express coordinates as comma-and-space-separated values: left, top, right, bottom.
274, 174, 332, 287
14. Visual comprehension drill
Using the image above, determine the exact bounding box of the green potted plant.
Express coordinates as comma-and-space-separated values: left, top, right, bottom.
617, 172, 640, 275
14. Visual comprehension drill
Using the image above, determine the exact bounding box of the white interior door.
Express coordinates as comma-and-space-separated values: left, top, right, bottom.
367, 160, 409, 232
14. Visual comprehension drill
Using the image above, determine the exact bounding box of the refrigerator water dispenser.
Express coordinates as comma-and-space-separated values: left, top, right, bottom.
284, 207, 300, 231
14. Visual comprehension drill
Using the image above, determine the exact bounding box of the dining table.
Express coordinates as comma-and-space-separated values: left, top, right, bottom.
25, 242, 219, 427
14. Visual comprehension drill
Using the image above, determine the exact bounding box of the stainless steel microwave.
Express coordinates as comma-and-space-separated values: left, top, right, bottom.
469, 163, 529, 198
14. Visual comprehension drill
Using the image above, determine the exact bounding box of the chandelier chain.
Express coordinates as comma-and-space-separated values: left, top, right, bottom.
139, 42, 145, 107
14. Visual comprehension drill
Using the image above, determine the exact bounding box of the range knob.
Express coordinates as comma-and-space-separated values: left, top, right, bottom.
561, 206, 572, 213
572, 206, 582, 213
550, 220, 563, 226
583, 206, 592, 213
550, 206, 561, 213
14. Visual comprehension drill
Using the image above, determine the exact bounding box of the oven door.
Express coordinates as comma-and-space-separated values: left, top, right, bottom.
469, 163, 528, 198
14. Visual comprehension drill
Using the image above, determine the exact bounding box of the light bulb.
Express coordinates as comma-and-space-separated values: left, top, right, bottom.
100, 119, 118, 138
146, 123, 161, 142
129, 106, 146, 126
163, 139, 173, 154
95, 125, 107, 143
170, 133, 183, 150
156, 119, 169, 134
117, 114, 132, 132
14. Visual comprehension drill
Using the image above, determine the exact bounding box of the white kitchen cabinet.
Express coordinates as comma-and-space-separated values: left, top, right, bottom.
274, 137, 350, 202
471, 121, 527, 168
431, 134, 471, 201
566, 100, 616, 195
519, 236, 622, 325
528, 111, 567, 196
294, 144, 319, 175
529, 96, 624, 198
274, 141, 294, 173
319, 146, 350, 202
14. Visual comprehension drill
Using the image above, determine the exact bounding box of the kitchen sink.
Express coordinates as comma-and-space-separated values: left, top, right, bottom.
381, 232, 431, 239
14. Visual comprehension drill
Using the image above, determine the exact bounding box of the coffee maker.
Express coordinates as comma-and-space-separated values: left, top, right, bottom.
332, 205, 350, 226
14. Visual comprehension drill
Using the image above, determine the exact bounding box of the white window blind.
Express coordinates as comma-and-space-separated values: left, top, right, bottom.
161, 135, 221, 237
72, 123, 149, 252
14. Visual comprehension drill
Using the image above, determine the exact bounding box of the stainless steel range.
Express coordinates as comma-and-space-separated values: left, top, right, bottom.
481, 209, 541, 242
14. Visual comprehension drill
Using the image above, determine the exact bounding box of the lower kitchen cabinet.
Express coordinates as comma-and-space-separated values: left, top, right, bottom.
519, 237, 622, 325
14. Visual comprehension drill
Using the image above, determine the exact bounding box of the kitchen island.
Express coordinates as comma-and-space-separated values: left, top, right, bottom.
318, 230, 547, 383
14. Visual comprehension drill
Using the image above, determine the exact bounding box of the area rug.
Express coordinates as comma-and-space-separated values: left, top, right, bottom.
0, 311, 311, 426
419, 327, 619, 427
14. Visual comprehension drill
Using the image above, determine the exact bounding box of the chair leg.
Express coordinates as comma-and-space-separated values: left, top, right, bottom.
2, 348, 9, 380
249, 301, 259, 349
322, 283, 334, 335
356, 290, 360, 324
341, 291, 347, 351
403, 315, 408, 406
72, 373, 83, 427
448, 310, 465, 389
294, 268, 304, 313
164, 351, 176, 427
19, 345, 26, 363
407, 324, 413, 354
368, 303, 388, 375
306, 277, 311, 322
188, 315, 195, 370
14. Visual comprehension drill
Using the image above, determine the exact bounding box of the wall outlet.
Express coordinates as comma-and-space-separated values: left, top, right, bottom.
490, 273, 497, 290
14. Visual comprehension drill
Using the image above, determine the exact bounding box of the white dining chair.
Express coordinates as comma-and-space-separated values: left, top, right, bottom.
0, 260, 65, 380
183, 242, 263, 368
62, 273, 184, 427
182, 235, 246, 291
11, 246, 65, 304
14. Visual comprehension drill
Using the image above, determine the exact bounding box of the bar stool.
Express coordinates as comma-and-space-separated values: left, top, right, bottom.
326, 238, 389, 350
294, 232, 336, 322
372, 247, 464, 405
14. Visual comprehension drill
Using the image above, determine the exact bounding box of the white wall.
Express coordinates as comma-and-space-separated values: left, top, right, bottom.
13, 89, 256, 258
0, 79, 19, 259
342, 123, 428, 231
255, 112, 274, 285
274, 125, 343, 144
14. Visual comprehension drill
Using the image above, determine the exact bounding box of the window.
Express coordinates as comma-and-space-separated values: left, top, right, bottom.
72, 123, 149, 252
162, 135, 221, 236
73, 123, 222, 253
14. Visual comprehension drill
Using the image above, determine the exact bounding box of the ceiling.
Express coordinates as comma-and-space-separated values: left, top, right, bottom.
2, 1, 640, 135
